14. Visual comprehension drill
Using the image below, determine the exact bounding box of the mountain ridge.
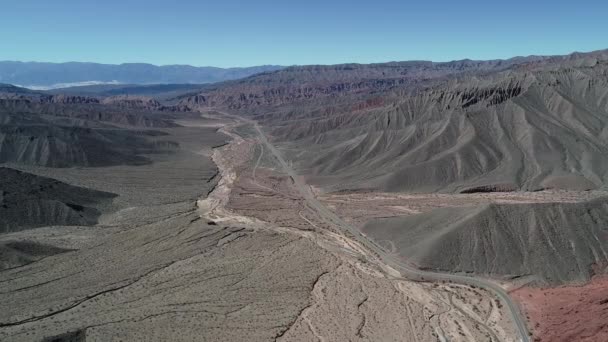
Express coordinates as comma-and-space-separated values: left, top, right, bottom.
180, 48, 608, 193
0, 61, 284, 89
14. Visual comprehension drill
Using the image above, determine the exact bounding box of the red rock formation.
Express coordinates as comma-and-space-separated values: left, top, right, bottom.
512, 276, 608, 342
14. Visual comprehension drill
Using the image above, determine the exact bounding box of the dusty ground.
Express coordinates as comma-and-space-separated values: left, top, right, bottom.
314, 179, 608, 341
220, 121, 521, 341
511, 276, 608, 342
0, 117, 345, 342
0, 115, 522, 341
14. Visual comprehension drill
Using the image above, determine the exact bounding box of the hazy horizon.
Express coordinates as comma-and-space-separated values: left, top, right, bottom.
2, 0, 607, 67
2, 46, 607, 69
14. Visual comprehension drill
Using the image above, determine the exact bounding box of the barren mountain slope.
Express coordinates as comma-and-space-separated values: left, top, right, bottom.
0, 167, 115, 234
177, 59, 518, 109
4, 50, 608, 341
0, 95, 186, 128
270, 60, 608, 192
0, 88, 190, 167
362, 198, 608, 285
0, 114, 520, 342
181, 50, 608, 193
0, 122, 178, 167
178, 50, 608, 110
47, 83, 207, 99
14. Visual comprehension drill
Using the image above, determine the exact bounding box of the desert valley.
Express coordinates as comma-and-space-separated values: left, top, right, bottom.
1, 48, 607, 341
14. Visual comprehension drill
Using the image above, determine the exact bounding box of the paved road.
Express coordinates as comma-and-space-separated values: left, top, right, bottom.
252, 124, 530, 342
219, 111, 530, 342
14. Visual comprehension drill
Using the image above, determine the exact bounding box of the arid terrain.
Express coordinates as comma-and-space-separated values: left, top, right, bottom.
2, 49, 608, 342
177, 49, 608, 341
512, 275, 608, 342
0, 112, 521, 342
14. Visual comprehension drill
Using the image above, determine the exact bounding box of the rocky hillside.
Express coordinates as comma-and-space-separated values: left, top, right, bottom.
362, 198, 608, 285
181, 49, 608, 192
0, 167, 116, 234
0, 85, 185, 168
178, 50, 608, 109
0, 123, 177, 167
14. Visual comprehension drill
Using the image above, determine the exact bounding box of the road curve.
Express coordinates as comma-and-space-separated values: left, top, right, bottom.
250, 123, 530, 342
215, 111, 530, 342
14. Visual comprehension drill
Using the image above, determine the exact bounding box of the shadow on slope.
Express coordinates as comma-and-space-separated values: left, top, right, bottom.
0, 240, 74, 270
362, 198, 608, 285
0, 107, 180, 167
269, 59, 608, 192
0, 167, 116, 234
0, 98, 183, 128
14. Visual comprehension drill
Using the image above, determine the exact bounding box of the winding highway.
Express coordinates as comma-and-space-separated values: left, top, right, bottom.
250, 123, 530, 342
217, 111, 530, 342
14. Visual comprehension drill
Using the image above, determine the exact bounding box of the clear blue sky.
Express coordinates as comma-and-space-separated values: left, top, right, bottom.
1, 0, 607, 67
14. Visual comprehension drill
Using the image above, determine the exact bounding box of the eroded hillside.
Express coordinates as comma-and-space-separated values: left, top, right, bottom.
362, 198, 608, 284
181, 50, 608, 193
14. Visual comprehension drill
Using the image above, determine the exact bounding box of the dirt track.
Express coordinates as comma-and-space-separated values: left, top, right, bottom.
208, 112, 527, 341
250, 119, 530, 342
0, 113, 525, 341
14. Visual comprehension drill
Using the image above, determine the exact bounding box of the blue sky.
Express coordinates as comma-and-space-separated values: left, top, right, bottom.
1, 0, 607, 67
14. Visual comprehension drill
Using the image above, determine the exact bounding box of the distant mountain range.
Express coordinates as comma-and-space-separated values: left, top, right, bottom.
0, 61, 284, 89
